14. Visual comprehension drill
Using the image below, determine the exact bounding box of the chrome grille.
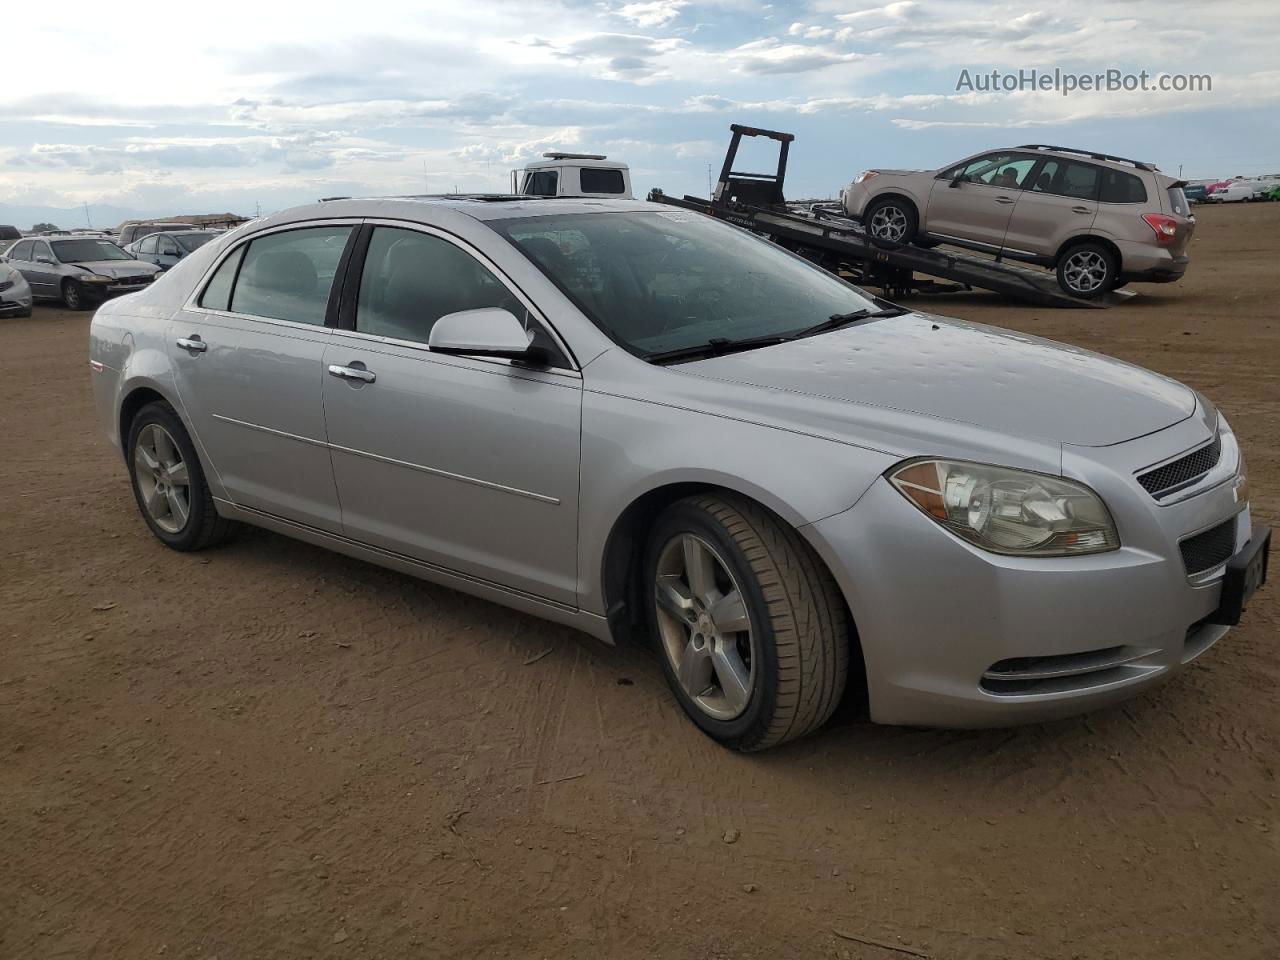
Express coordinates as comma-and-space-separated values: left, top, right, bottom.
1179, 517, 1236, 576
1137, 436, 1221, 498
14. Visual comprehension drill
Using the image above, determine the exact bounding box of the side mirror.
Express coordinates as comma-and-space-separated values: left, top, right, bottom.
428, 308, 540, 361
948, 175, 965, 188
37, 256, 56, 264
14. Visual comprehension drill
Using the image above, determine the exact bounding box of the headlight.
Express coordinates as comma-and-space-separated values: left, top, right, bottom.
888, 459, 1119, 556
855, 170, 878, 184
78, 273, 111, 283
1235, 449, 1249, 505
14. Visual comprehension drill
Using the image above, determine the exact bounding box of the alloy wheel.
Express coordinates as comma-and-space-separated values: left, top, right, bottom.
1062, 250, 1109, 293
868, 205, 908, 241
63, 282, 82, 310
653, 534, 756, 721
133, 423, 191, 533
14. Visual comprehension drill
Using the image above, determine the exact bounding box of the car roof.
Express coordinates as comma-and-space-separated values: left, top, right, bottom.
251, 196, 667, 230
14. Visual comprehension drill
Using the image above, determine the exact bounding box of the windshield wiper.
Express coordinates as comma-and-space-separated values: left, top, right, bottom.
646, 334, 794, 365
794, 305, 910, 339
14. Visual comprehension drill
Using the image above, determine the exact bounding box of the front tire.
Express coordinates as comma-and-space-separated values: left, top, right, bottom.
863, 197, 918, 244
645, 494, 849, 752
1056, 243, 1117, 299
126, 401, 233, 551
61, 279, 92, 311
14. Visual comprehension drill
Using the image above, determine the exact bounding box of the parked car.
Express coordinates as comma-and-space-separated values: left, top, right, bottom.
0, 224, 22, 243
116, 221, 195, 248
89, 197, 1269, 750
126, 230, 220, 270
1183, 183, 1208, 203
0, 260, 33, 317
841, 145, 1195, 299
6, 236, 161, 309
1264, 184, 1280, 202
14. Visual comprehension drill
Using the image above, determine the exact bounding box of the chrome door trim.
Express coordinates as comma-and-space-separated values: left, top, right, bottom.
211, 413, 329, 448
211, 414, 561, 505
326, 442, 561, 505
181, 305, 337, 337
327, 326, 582, 381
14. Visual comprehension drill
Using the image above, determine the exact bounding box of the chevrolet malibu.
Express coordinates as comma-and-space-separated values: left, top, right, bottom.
88, 198, 1270, 751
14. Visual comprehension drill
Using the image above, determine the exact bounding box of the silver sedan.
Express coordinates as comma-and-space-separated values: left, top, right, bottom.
88, 198, 1270, 750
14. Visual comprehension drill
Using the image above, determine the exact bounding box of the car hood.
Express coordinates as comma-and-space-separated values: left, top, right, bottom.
870, 168, 928, 176
678, 313, 1196, 447
72, 260, 159, 277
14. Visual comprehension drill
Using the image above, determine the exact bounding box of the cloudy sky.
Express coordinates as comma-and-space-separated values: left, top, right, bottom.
2, 0, 1276, 223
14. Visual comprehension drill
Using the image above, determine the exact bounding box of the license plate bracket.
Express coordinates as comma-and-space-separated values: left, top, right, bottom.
1207, 525, 1271, 626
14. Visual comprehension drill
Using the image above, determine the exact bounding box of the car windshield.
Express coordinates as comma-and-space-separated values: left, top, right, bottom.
174, 233, 216, 252
493, 211, 879, 358
51, 239, 133, 262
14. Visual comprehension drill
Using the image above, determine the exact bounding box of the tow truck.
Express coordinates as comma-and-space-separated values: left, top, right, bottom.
649, 124, 1128, 308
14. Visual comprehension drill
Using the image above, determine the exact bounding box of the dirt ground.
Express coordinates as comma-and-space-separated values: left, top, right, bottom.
2, 202, 1277, 960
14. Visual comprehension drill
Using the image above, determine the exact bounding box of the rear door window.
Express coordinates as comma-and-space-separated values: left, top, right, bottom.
10, 241, 33, 262
1099, 169, 1148, 204
198, 247, 245, 311
1030, 160, 1101, 200
579, 168, 625, 194
229, 226, 353, 325
139, 236, 158, 254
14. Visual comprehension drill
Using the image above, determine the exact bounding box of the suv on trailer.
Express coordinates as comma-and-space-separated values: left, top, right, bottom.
841, 145, 1194, 299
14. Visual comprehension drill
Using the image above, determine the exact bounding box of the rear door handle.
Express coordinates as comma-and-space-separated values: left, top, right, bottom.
994, 196, 1016, 205
328, 364, 376, 384
176, 336, 207, 353
1072, 206, 1092, 214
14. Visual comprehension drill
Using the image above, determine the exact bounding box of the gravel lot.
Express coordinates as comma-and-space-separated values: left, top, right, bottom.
2, 202, 1277, 959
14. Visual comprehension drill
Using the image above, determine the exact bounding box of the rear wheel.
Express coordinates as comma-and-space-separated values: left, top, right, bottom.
1056, 243, 1117, 299
645, 494, 848, 752
127, 401, 234, 551
864, 197, 918, 244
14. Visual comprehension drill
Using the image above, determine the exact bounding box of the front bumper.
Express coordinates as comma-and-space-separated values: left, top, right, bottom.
804, 416, 1262, 728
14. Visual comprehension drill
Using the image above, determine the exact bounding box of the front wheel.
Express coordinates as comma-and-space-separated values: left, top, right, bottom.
863, 197, 918, 244
645, 494, 849, 751
62, 279, 91, 311
1057, 243, 1117, 299
127, 401, 234, 551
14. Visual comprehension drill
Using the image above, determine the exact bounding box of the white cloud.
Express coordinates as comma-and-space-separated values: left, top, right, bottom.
612, 0, 688, 28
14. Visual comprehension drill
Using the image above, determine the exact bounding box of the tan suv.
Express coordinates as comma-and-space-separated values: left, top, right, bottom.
841, 145, 1194, 299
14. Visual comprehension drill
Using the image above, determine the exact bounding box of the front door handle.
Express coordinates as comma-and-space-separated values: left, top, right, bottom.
328, 364, 376, 384
1071, 205, 1092, 214
176, 336, 207, 353
994, 196, 1016, 205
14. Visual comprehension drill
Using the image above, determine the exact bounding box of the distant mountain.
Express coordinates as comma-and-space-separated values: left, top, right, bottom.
0, 203, 248, 232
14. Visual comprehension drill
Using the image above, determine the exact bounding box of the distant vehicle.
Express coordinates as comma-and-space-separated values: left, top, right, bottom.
1204, 180, 1234, 197
117, 221, 196, 248
126, 230, 220, 270
841, 144, 1194, 299
1208, 181, 1264, 203
0, 224, 21, 242
4, 236, 160, 309
0, 260, 33, 317
1263, 184, 1280, 202
1183, 184, 1208, 203
514, 153, 633, 199
0, 238, 19, 258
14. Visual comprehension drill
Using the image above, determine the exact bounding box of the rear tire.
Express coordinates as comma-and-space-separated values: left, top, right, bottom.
126, 401, 234, 551
1056, 242, 1117, 299
864, 197, 918, 245
645, 493, 849, 752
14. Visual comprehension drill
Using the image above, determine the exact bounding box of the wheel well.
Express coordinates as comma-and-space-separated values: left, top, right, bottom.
1055, 235, 1120, 270
600, 483, 867, 707
118, 387, 168, 455
868, 192, 918, 218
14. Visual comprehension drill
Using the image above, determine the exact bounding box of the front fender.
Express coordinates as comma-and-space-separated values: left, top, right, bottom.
577, 388, 900, 615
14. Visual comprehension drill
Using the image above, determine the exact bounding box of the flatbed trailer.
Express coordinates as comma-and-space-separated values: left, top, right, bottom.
648, 124, 1129, 309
